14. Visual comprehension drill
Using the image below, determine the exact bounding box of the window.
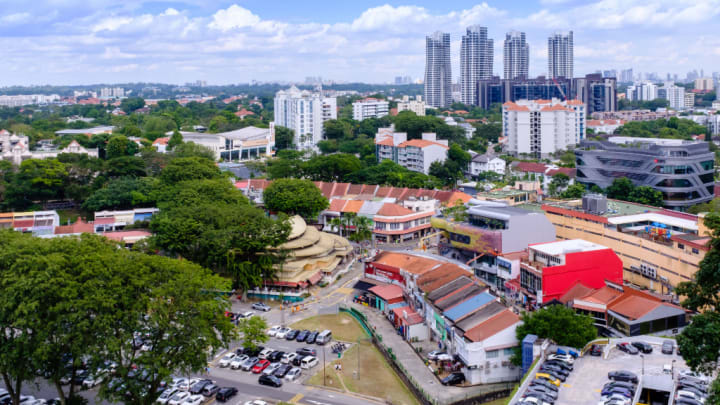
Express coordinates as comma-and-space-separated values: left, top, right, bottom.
486, 350, 499, 359
692, 248, 699, 254
700, 160, 714, 171
677, 243, 685, 250
449, 232, 471, 244
503, 348, 515, 356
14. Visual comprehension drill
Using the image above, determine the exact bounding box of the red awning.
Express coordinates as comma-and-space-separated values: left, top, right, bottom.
504, 278, 521, 292
307, 272, 323, 285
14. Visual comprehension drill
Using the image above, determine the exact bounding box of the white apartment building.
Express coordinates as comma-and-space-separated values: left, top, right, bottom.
707, 115, 720, 135
273, 86, 337, 150
375, 126, 448, 174
352, 98, 389, 120
397, 96, 426, 116
164, 126, 275, 161
626, 82, 657, 101
469, 153, 506, 177
660, 84, 686, 110
100, 87, 125, 99
503, 98, 586, 159
685, 92, 696, 109
695, 77, 714, 92
548, 31, 573, 79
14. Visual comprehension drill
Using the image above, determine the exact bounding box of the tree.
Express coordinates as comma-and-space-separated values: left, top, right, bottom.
561, 183, 585, 199
5, 159, 68, 208
106, 135, 137, 159
274, 126, 295, 150
264, 179, 329, 219
168, 130, 183, 149
170, 142, 216, 161
323, 120, 353, 140
303, 153, 363, 182
120, 97, 146, 114
628, 186, 663, 206
82, 177, 158, 211
237, 316, 269, 350
548, 173, 570, 196
605, 177, 634, 201
512, 304, 596, 365
159, 156, 222, 184
442, 200, 468, 222
348, 215, 373, 246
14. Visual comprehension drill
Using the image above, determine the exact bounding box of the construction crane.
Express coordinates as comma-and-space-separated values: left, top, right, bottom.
552, 77, 567, 101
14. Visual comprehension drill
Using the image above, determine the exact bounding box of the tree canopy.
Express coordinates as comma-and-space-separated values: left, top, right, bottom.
263, 178, 329, 219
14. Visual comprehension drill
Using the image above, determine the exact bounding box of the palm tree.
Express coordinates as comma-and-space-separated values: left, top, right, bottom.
342, 213, 357, 237
349, 216, 373, 248
329, 217, 343, 237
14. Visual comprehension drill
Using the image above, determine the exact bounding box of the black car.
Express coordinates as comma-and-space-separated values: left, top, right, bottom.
526, 385, 558, 399
258, 374, 283, 387
274, 364, 293, 378
189, 379, 213, 395
539, 368, 567, 382
678, 380, 708, 393
441, 372, 465, 386
306, 331, 318, 344
661, 340, 674, 354
601, 386, 633, 398
238, 345, 264, 357
202, 383, 220, 397
603, 381, 636, 392
296, 347, 317, 357
589, 344, 603, 356
523, 392, 556, 404
215, 387, 238, 402
285, 329, 299, 340
616, 342, 639, 355
540, 364, 569, 376
608, 370, 638, 384
296, 330, 310, 342
72, 370, 89, 386
530, 378, 559, 392
292, 355, 306, 367
631, 341, 653, 354
266, 351, 282, 362
544, 359, 573, 371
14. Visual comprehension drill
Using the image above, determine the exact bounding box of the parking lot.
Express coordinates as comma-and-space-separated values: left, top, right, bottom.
555, 337, 687, 405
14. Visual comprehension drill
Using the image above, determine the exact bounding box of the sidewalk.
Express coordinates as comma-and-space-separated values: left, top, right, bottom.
352, 303, 510, 405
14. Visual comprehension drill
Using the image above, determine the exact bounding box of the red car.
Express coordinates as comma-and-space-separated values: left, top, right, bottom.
252, 359, 270, 374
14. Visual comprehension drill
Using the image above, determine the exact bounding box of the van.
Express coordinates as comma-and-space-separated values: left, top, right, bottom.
316, 330, 332, 345
301, 356, 318, 369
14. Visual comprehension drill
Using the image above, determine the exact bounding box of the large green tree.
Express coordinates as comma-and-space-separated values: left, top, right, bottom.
274, 126, 295, 150
263, 178, 329, 219
303, 153, 363, 182
238, 316, 269, 350
5, 159, 68, 208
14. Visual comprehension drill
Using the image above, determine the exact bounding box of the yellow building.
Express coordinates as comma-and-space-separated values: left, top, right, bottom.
540, 197, 709, 294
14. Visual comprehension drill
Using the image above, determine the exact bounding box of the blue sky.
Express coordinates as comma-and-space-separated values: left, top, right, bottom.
0, 0, 718, 85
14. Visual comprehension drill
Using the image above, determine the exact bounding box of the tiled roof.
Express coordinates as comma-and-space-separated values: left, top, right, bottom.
375, 137, 395, 146
392, 306, 424, 325
369, 284, 404, 301
341, 200, 364, 213
398, 139, 449, 149
566, 99, 584, 105
152, 137, 169, 145
541, 104, 573, 112
464, 309, 520, 343
417, 264, 470, 293
332, 183, 350, 197
54, 217, 93, 235
371, 251, 441, 275
513, 162, 547, 173
328, 199, 347, 212
558, 282, 594, 304
607, 295, 661, 321
546, 168, 576, 178
582, 286, 622, 305
347, 184, 363, 195
503, 101, 530, 112
376, 203, 415, 217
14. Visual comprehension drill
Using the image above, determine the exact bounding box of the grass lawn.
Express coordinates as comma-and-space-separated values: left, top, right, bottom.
308, 342, 419, 405
290, 312, 368, 342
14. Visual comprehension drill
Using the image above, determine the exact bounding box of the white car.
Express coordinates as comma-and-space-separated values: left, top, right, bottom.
230, 354, 249, 369
168, 391, 190, 405
519, 397, 550, 405
82, 372, 105, 388
258, 348, 274, 359
263, 362, 282, 375
267, 326, 281, 337
173, 378, 191, 391
600, 393, 631, 404
547, 354, 574, 365
183, 394, 204, 405
676, 390, 706, 403
218, 353, 236, 367
275, 327, 291, 339
679, 370, 710, 384
300, 356, 319, 369
281, 352, 297, 364
237, 311, 254, 319
285, 367, 302, 382
157, 388, 178, 404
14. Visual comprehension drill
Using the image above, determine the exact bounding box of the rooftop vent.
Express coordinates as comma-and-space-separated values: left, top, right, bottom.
582, 193, 607, 215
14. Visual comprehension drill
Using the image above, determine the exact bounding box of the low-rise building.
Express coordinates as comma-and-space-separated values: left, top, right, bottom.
55, 126, 115, 136
541, 195, 709, 293
591, 110, 678, 122
166, 125, 275, 161
0, 210, 60, 236
469, 152, 506, 177
0, 131, 99, 165
375, 126, 449, 174
397, 96, 426, 116
587, 119, 625, 134
352, 98, 389, 120
93, 208, 159, 232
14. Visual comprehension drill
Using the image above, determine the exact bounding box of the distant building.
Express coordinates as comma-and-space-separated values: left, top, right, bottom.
273, 86, 337, 149
352, 98, 389, 120
469, 152, 506, 177
620, 68, 633, 83
0, 131, 98, 165
443, 116, 475, 138
503, 98, 586, 158
0, 210, 59, 236
55, 126, 115, 137
504, 31, 529, 80
587, 119, 625, 134
165, 126, 275, 161
658, 83, 686, 110
694, 77, 714, 92
707, 115, 720, 135
684, 92, 696, 109
591, 109, 677, 122
548, 31, 573, 79
374, 126, 448, 174
626, 82, 658, 101
397, 96, 426, 116
425, 32, 452, 108
575, 137, 714, 209
100, 87, 124, 99
460, 25, 493, 105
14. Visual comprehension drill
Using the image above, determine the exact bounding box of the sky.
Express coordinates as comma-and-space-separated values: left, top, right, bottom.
1, 0, 719, 86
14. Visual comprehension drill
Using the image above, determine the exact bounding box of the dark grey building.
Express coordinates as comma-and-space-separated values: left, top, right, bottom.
575, 138, 715, 210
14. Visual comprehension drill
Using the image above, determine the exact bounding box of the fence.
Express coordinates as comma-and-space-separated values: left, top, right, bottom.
339, 305, 512, 405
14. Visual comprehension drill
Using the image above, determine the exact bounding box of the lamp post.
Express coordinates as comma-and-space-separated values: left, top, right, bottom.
640, 354, 645, 375
672, 359, 677, 379
323, 345, 326, 386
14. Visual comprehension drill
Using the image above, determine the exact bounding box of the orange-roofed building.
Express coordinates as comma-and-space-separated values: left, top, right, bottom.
503, 98, 585, 158
374, 125, 449, 174
234, 108, 255, 119
373, 202, 434, 243
365, 251, 445, 288
152, 137, 170, 153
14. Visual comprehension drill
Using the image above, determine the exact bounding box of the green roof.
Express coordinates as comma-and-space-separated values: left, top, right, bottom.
543, 198, 662, 218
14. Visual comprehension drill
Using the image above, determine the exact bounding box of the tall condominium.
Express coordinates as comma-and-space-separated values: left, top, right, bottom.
273, 86, 337, 150
424, 31, 452, 108
460, 25, 493, 105
503, 98, 586, 159
548, 31, 573, 79
503, 31, 529, 80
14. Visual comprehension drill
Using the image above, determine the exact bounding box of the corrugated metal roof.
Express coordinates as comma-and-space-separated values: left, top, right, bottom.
443, 292, 496, 321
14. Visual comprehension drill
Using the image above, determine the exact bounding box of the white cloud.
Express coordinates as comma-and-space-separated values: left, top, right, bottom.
208, 4, 261, 31
101, 46, 136, 59
92, 16, 133, 32
1, 13, 32, 24
457, 3, 506, 28
349, 5, 431, 31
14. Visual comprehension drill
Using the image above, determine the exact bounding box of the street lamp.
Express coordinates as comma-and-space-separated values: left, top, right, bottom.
640, 354, 645, 375
672, 359, 677, 379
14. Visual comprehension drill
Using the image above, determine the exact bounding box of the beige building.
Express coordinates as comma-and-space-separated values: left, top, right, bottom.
540, 196, 709, 295
684, 92, 696, 109
397, 95, 426, 116
694, 77, 714, 92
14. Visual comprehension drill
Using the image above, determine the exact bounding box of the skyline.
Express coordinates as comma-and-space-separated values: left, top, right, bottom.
1, 0, 719, 86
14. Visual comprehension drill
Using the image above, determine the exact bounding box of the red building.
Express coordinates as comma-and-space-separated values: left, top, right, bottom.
364, 251, 446, 288
519, 239, 623, 306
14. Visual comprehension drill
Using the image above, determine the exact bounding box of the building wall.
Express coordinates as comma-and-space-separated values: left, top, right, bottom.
352, 100, 389, 120
504, 100, 585, 158
539, 249, 623, 304
425, 32, 452, 108
397, 100, 426, 116
542, 206, 703, 292
453, 325, 520, 384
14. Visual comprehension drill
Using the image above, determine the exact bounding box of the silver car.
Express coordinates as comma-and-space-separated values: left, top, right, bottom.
285, 367, 302, 382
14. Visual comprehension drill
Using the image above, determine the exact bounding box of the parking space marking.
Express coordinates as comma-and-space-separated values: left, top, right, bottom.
289, 393, 304, 403
562, 384, 571, 388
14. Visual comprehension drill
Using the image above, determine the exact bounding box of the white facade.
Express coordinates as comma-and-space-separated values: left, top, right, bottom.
397, 96, 426, 116
273, 86, 337, 150
352, 98, 389, 120
504, 31, 529, 80
425, 32, 452, 108
662, 84, 686, 110
548, 31, 573, 79
503, 99, 586, 158
707, 115, 720, 135
375, 126, 449, 174
684, 92, 696, 109
469, 153, 506, 176
626, 82, 658, 101
444, 117, 475, 139
171, 126, 275, 161
460, 25, 493, 105
0, 131, 98, 165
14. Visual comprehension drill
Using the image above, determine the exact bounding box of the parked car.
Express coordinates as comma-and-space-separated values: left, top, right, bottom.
616, 343, 639, 355
608, 370, 638, 384
540, 365, 569, 378
258, 375, 283, 388
274, 364, 292, 378
183, 394, 204, 405
218, 353, 236, 368
661, 340, 674, 354
275, 328, 291, 339
677, 386, 707, 398
82, 372, 105, 389
441, 373, 465, 386
267, 326, 281, 337
215, 387, 238, 402
522, 392, 555, 404
296, 330, 310, 342
603, 381, 636, 392
189, 380, 212, 395
282, 352, 298, 364
518, 397, 551, 405
526, 385, 558, 399
202, 384, 220, 397
239, 346, 263, 357
292, 356, 306, 367
167, 391, 190, 405
300, 356, 319, 369
529, 378, 559, 392
679, 370, 710, 384
157, 388, 179, 404
285, 367, 302, 381
675, 397, 704, 405
428, 350, 447, 361
535, 373, 560, 386
252, 303, 271, 312
676, 390, 706, 403
599, 393, 632, 404
268, 351, 285, 363
230, 354, 249, 369
547, 353, 574, 364
252, 359, 270, 374
306, 331, 318, 344
631, 341, 653, 354
589, 344, 603, 356
263, 362, 282, 376
539, 368, 566, 382
296, 348, 317, 357
237, 311, 254, 319
285, 329, 299, 340
258, 348, 274, 359
240, 357, 259, 371
544, 359, 573, 371
601, 386, 633, 398
678, 380, 708, 393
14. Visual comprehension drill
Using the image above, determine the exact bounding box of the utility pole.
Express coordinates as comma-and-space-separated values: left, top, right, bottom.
323, 345, 326, 386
